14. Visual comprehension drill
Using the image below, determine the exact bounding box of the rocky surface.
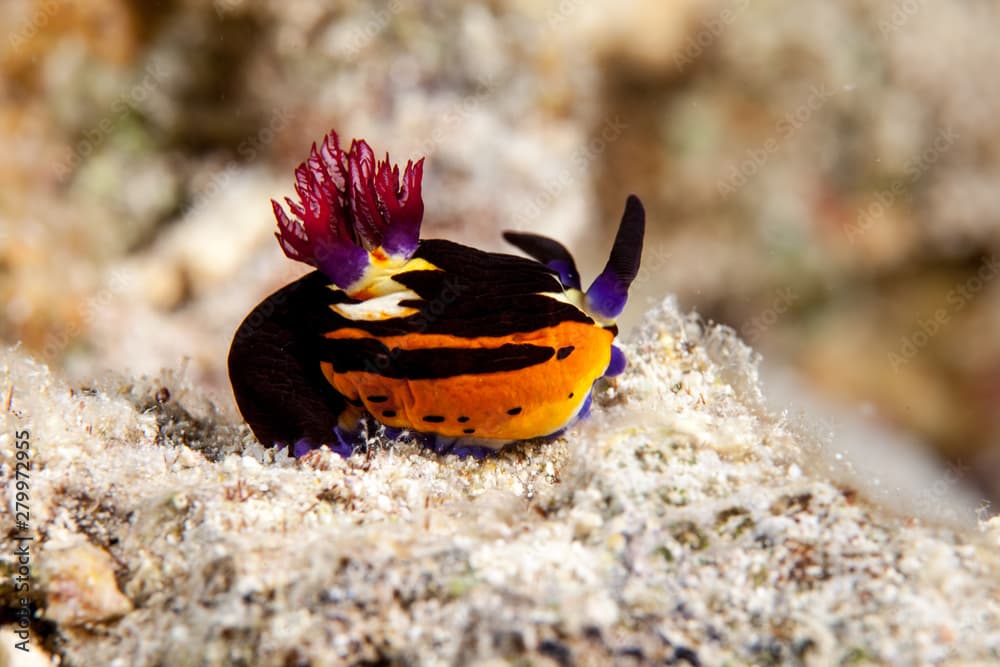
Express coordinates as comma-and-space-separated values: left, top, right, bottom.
3, 0, 1000, 497
2, 299, 998, 666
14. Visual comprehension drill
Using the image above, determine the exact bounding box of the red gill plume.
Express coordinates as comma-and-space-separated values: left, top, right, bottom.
272, 130, 425, 287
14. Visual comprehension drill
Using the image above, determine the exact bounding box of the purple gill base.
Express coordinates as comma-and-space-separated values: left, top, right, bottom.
314, 241, 369, 290
380, 219, 420, 259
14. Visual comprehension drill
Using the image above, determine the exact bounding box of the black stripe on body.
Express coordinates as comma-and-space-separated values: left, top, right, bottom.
319, 239, 594, 339
394, 290, 592, 338
319, 338, 556, 379
412, 239, 565, 294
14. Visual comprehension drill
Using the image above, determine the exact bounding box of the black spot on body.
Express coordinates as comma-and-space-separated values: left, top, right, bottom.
367, 395, 388, 403
463, 428, 475, 434
556, 346, 575, 360
423, 415, 445, 423
507, 407, 522, 415
457, 416, 470, 423
382, 410, 397, 418
568, 392, 574, 399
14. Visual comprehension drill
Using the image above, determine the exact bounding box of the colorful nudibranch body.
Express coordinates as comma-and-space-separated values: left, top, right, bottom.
228, 130, 644, 456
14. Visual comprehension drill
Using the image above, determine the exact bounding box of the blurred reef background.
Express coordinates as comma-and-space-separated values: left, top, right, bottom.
3, 2, 1000, 665
2, 0, 1000, 506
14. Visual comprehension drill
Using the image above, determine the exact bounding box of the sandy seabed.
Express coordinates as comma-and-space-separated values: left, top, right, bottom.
1, 299, 999, 666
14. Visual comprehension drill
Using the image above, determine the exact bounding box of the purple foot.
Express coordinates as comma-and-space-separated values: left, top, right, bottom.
289, 426, 358, 458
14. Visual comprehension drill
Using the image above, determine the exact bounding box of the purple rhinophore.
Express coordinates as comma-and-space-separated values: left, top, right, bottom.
584, 195, 644, 320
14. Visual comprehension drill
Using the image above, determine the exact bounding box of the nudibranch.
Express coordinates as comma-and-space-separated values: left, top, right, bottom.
228, 130, 644, 457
